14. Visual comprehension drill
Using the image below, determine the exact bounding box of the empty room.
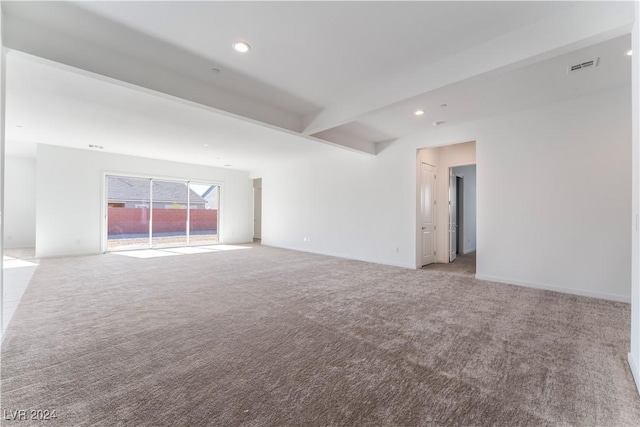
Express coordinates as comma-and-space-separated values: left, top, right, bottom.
1, 1, 640, 426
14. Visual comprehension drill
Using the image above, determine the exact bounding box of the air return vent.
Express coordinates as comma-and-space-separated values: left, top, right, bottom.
567, 58, 599, 74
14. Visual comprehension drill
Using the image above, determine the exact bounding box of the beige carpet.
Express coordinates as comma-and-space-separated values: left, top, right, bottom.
2, 244, 639, 426
422, 251, 477, 277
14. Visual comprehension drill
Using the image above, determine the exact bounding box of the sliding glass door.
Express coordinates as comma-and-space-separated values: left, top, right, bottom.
106, 176, 151, 251
151, 180, 188, 248
188, 183, 219, 246
106, 175, 220, 251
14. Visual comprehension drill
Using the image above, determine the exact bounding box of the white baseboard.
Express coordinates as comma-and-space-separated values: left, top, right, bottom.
629, 353, 640, 396
463, 247, 476, 255
262, 244, 416, 269
37, 250, 103, 259
475, 274, 630, 303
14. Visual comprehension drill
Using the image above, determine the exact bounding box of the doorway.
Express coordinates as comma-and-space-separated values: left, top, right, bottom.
417, 142, 476, 269
449, 164, 477, 263
449, 170, 458, 262
253, 178, 262, 240
456, 176, 464, 255
448, 172, 467, 261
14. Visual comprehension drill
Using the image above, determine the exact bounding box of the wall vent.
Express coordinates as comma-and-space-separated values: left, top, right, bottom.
567, 58, 599, 74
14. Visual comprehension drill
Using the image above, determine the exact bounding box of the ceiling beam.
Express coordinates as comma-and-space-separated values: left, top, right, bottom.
302, 2, 635, 136
2, 5, 379, 155
2, 10, 304, 133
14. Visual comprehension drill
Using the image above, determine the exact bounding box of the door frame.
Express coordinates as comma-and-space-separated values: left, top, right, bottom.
253, 178, 262, 240
456, 175, 464, 255
447, 163, 476, 262
449, 167, 459, 262
415, 142, 476, 268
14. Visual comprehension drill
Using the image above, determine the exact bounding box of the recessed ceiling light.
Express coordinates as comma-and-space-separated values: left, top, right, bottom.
626, 49, 633, 56
232, 40, 251, 53
414, 109, 425, 116
203, 144, 209, 147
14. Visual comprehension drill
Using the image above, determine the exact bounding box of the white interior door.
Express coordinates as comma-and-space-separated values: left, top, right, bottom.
449, 170, 457, 262
421, 163, 435, 266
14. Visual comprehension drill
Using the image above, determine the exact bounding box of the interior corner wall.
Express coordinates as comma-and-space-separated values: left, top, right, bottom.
452, 164, 476, 254
35, 145, 253, 258
0, 0, 6, 337
261, 142, 419, 269
4, 156, 36, 248
474, 88, 631, 302
629, 0, 640, 394
262, 86, 631, 301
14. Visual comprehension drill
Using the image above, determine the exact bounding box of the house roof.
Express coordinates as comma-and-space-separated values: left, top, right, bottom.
201, 186, 217, 198
107, 177, 206, 204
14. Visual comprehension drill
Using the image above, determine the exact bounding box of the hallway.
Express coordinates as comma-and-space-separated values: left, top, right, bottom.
422, 251, 476, 277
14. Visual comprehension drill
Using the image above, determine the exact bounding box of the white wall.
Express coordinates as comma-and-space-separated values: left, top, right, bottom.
629, 0, 640, 394
261, 142, 417, 268
4, 156, 36, 248
36, 145, 253, 258
475, 89, 630, 301
452, 164, 476, 254
262, 86, 631, 301
1, 0, 5, 337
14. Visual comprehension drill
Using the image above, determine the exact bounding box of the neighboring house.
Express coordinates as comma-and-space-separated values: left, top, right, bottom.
107, 177, 207, 209
200, 185, 219, 210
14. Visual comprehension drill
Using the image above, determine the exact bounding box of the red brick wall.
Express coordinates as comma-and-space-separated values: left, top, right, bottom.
189, 209, 218, 232
108, 208, 217, 234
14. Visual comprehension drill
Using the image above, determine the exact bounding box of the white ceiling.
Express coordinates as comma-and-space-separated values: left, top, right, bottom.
350, 34, 632, 142
1, 1, 635, 166
4, 53, 330, 171
74, 1, 572, 108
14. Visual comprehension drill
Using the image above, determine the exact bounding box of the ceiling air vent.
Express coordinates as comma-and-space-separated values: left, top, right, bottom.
567, 58, 599, 74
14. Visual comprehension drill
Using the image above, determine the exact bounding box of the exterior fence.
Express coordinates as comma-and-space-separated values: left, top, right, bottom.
108, 208, 217, 235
